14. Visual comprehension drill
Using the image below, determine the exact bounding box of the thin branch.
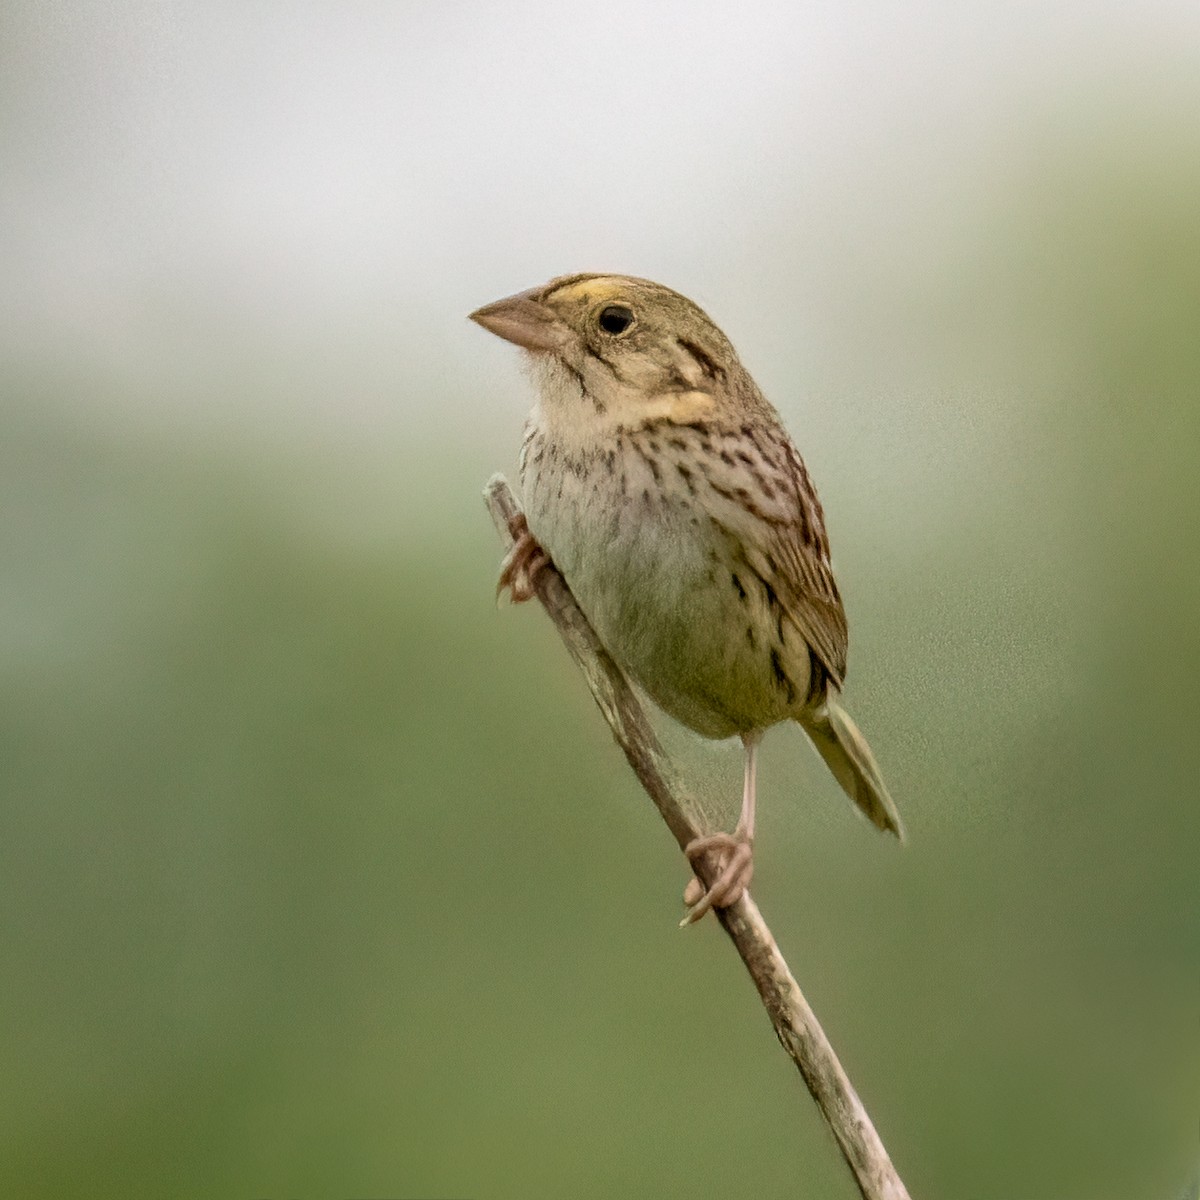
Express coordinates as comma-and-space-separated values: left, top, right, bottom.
484, 474, 911, 1200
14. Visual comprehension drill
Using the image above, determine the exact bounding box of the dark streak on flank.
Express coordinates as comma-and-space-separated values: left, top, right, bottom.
770, 647, 797, 704
753, 570, 788, 642
675, 462, 697, 494
806, 650, 831, 705
731, 573, 747, 602
758, 573, 779, 611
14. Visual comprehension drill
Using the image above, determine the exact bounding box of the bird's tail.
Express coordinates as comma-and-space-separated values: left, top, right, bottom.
799, 701, 904, 839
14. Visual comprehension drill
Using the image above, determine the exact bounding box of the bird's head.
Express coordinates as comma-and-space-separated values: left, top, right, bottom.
471, 273, 748, 424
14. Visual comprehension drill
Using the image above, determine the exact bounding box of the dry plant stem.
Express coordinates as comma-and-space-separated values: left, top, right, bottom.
485, 474, 911, 1200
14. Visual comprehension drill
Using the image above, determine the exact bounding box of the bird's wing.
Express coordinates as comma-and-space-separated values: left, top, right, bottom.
634, 409, 850, 690
712, 428, 849, 690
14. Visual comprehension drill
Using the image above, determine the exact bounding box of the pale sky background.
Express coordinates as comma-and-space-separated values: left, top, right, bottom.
4, 1, 1198, 442
4, 0, 1198, 574
4, 0, 1199, 651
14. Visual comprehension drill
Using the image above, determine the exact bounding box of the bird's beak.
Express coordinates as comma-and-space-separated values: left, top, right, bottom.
469, 287, 570, 353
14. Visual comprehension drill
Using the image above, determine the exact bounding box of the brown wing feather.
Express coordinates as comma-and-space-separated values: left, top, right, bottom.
635, 408, 849, 692
771, 440, 848, 687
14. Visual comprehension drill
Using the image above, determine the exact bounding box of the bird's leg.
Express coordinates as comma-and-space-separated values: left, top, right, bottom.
497, 511, 551, 603
681, 731, 761, 925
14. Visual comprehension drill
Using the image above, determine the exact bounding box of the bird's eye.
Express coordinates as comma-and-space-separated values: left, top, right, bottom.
598, 304, 635, 336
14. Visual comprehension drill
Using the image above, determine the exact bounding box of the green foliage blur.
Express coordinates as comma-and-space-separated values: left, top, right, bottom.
2, 7, 1198, 1199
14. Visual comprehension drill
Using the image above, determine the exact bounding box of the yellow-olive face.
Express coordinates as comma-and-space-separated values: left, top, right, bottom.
473, 273, 735, 399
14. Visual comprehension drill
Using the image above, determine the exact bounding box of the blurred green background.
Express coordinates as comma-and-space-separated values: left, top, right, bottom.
2, 4, 1197, 1198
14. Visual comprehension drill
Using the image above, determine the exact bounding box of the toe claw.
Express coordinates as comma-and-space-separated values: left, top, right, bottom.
497, 515, 550, 603
680, 832, 754, 925
680, 896, 715, 927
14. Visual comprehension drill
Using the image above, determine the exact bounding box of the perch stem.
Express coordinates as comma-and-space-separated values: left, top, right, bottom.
484, 473, 911, 1200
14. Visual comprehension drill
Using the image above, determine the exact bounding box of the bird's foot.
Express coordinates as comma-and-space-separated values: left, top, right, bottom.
497, 513, 550, 603
680, 832, 754, 926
